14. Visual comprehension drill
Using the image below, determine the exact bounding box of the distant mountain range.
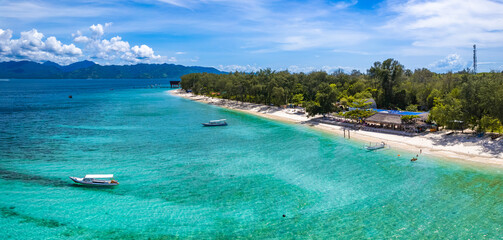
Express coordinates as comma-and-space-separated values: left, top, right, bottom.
0, 60, 223, 79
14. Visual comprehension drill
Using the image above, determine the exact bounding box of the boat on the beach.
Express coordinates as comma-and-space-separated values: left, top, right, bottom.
202, 119, 227, 127
69, 174, 119, 186
365, 142, 386, 151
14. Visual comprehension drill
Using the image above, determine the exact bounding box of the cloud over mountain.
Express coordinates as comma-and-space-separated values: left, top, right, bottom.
0, 23, 164, 65
0, 28, 82, 64
73, 23, 162, 64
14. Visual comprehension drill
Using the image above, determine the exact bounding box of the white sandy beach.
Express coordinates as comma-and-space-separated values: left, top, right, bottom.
170, 89, 503, 168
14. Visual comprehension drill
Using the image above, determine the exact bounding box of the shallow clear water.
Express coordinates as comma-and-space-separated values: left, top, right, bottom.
1, 79, 503, 239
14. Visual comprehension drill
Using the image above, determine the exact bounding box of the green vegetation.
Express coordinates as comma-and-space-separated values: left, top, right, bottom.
181, 58, 503, 132
401, 115, 420, 124
340, 98, 375, 121
341, 109, 376, 121
304, 83, 338, 117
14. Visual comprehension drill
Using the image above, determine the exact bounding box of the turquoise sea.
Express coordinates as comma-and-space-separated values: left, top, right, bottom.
1, 79, 503, 239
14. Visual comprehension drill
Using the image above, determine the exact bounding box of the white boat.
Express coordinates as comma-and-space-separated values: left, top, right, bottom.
365, 142, 386, 151
69, 174, 119, 186
202, 119, 228, 126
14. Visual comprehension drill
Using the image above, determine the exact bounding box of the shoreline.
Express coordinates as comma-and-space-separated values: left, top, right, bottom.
169, 89, 503, 169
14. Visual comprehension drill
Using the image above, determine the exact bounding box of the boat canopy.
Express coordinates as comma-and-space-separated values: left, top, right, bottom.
210, 119, 226, 122
84, 174, 113, 179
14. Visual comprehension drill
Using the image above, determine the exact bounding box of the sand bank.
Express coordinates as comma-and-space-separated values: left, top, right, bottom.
170, 89, 503, 168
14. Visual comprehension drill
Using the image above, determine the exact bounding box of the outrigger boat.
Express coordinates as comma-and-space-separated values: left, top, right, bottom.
202, 119, 227, 127
69, 174, 119, 186
365, 142, 386, 151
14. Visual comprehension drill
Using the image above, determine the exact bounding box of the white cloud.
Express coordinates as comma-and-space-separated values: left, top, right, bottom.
156, 0, 368, 52
244, 2, 369, 52
73, 35, 90, 44
216, 64, 263, 72
331, 0, 358, 9
73, 23, 163, 64
0, 28, 82, 64
157, 0, 263, 10
385, 0, 503, 48
89, 24, 105, 38
0, 24, 168, 65
429, 54, 468, 72
0, 1, 112, 19
332, 49, 370, 55
175, 51, 186, 55
215, 64, 355, 73
157, 0, 192, 8
0, 29, 13, 53
287, 65, 354, 73
131, 45, 161, 59
45, 37, 82, 56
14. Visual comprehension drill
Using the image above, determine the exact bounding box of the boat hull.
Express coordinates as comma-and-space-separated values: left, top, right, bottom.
202, 123, 227, 127
69, 177, 119, 186
365, 142, 386, 151
365, 146, 384, 151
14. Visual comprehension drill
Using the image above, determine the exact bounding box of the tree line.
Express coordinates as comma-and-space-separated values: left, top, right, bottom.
181, 58, 503, 133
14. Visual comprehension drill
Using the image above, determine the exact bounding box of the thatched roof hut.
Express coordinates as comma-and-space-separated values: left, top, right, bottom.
365, 113, 402, 125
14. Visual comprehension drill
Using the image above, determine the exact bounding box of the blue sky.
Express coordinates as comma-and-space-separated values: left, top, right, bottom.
1, 0, 502, 73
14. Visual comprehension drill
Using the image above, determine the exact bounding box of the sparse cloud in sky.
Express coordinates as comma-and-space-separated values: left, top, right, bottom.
0, 0, 502, 71
216, 64, 263, 73
287, 65, 355, 74
384, 0, 503, 48
216, 64, 355, 73
429, 54, 468, 72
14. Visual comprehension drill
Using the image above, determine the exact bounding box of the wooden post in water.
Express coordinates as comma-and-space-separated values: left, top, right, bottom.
348, 129, 350, 139
344, 128, 346, 138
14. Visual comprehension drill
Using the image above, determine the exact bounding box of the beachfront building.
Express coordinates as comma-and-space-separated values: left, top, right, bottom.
170, 80, 181, 88
365, 113, 406, 131
364, 112, 429, 133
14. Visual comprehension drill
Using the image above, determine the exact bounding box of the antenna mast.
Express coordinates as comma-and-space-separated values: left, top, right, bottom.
473, 44, 477, 74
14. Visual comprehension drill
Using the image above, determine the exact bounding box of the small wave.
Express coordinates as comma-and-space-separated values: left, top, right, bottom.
0, 79, 10, 82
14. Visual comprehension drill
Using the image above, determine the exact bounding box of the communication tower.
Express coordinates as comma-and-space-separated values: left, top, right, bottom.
473, 44, 477, 74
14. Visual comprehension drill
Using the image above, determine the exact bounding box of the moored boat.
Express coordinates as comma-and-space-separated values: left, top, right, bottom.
202, 119, 227, 126
69, 174, 119, 186
365, 142, 386, 151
